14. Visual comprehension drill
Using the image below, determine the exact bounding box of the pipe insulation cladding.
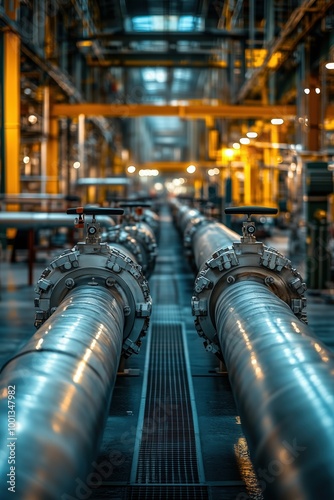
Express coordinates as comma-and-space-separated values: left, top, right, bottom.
0, 236, 152, 499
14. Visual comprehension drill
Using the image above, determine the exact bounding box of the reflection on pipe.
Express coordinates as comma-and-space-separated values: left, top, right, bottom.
175, 202, 334, 499
0, 287, 124, 499
0, 207, 152, 499
0, 212, 116, 229
215, 282, 334, 499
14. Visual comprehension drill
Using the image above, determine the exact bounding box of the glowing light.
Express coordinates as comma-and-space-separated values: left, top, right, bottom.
233, 142, 240, 150
28, 114, 38, 125
271, 118, 284, 125
325, 62, 334, 69
315, 87, 321, 94
304, 88, 310, 95
139, 169, 159, 177
187, 164, 196, 174
127, 165, 136, 173
23, 156, 30, 164
246, 131, 258, 139
240, 137, 250, 145
73, 161, 80, 169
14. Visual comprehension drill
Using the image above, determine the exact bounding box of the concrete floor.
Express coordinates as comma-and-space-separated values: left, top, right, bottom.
0, 209, 334, 500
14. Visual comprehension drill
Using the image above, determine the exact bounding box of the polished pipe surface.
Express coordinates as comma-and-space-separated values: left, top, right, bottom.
215, 281, 334, 500
124, 222, 157, 277
0, 286, 124, 500
193, 221, 239, 269
0, 212, 115, 228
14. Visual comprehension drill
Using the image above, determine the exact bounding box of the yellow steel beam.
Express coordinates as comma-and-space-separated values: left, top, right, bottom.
52, 103, 297, 120
4, 30, 20, 199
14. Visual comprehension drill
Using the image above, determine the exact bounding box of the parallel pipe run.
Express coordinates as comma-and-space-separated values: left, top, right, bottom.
0, 209, 152, 500
105, 222, 157, 278
191, 220, 239, 270
215, 282, 334, 499
0, 286, 124, 499
179, 201, 334, 498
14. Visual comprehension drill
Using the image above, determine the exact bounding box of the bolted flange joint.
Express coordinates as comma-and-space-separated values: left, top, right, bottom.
191, 240, 307, 360
34, 242, 152, 358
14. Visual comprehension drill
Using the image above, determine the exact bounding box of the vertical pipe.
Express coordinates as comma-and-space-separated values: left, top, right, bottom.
40, 86, 49, 207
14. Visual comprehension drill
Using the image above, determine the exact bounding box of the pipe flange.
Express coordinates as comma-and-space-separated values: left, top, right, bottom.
191, 241, 307, 358
184, 216, 210, 253
123, 223, 157, 277
106, 226, 143, 267
34, 243, 152, 358
142, 209, 160, 237
179, 208, 202, 234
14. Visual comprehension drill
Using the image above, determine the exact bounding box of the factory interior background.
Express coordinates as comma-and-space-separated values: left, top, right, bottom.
0, 1, 334, 499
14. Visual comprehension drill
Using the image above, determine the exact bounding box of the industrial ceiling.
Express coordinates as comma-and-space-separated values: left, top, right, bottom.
2, 0, 334, 175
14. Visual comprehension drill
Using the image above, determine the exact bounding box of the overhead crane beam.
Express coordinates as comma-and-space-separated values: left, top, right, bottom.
86, 55, 230, 67
52, 103, 297, 119
78, 30, 248, 42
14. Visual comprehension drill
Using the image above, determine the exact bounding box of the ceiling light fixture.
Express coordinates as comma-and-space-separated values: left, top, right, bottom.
271, 118, 284, 125
246, 131, 258, 139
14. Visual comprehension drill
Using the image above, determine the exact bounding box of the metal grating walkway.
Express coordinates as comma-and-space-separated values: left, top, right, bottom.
128, 209, 208, 499
129, 320, 208, 499
135, 322, 202, 485
127, 485, 208, 499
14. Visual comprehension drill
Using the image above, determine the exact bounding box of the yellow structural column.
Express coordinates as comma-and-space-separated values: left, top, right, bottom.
43, 86, 59, 195
4, 30, 20, 198
47, 114, 59, 194
270, 124, 280, 207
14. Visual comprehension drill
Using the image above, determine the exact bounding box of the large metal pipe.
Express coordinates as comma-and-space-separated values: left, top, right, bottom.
215, 282, 334, 499
192, 220, 238, 269
185, 204, 334, 498
0, 286, 124, 499
0, 209, 152, 499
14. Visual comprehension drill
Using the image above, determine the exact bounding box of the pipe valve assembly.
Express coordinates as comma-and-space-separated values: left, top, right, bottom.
34, 206, 152, 357
173, 200, 334, 500
0, 206, 153, 500
191, 205, 308, 358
